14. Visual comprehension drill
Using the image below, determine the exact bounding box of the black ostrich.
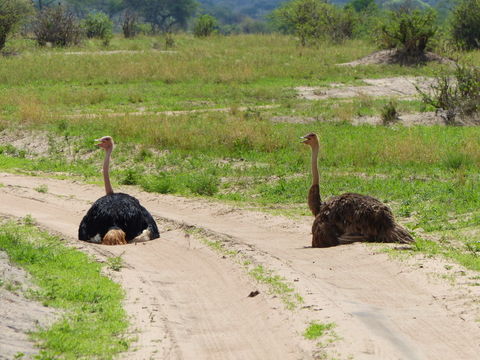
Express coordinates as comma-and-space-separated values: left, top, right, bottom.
302, 133, 413, 248
78, 136, 160, 245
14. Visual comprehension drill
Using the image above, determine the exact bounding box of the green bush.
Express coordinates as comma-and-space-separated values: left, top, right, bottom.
451, 0, 480, 50
0, 0, 34, 51
193, 14, 218, 37
141, 174, 176, 194
83, 12, 113, 46
136, 23, 152, 35
187, 173, 219, 196
271, 0, 357, 46
377, 8, 437, 60
119, 168, 139, 185
34, 5, 83, 47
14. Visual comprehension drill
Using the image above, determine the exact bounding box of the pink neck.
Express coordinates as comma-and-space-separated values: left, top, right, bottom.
311, 145, 319, 186
103, 148, 114, 195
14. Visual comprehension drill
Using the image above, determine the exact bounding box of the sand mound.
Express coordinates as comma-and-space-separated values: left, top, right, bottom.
339, 49, 454, 66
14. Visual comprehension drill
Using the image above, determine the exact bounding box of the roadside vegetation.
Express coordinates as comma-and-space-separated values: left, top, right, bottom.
0, 219, 129, 359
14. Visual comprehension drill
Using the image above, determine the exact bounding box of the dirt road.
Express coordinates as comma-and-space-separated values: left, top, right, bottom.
0, 172, 478, 359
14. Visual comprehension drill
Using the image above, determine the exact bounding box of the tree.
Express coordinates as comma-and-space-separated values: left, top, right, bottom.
271, 0, 357, 46
193, 14, 218, 37
122, 10, 138, 38
451, 0, 480, 50
124, 0, 197, 33
0, 0, 34, 51
34, 5, 84, 47
83, 12, 113, 45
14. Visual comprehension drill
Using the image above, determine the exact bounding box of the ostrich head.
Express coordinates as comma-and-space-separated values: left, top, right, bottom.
95, 136, 114, 151
301, 133, 319, 148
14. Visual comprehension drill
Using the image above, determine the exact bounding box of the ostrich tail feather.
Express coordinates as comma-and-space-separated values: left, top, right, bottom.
102, 229, 127, 245
381, 225, 414, 244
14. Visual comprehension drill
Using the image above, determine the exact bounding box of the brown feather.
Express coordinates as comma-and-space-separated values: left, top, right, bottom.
311, 193, 413, 248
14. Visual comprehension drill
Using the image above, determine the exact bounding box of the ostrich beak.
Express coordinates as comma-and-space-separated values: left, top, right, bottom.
300, 136, 308, 144
94, 138, 104, 147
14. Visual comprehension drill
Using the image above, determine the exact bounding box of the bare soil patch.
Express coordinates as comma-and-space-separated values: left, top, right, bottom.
270, 115, 318, 124
353, 111, 444, 126
0, 172, 478, 359
63, 104, 279, 119
353, 111, 480, 126
63, 50, 177, 56
297, 76, 433, 100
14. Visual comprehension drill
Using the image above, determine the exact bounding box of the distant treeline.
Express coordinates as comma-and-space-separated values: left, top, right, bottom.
29, 0, 453, 29
1, 0, 477, 51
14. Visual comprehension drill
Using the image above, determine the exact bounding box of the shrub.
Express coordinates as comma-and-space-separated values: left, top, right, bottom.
377, 7, 437, 61
141, 174, 176, 194
34, 5, 83, 47
417, 64, 480, 125
381, 100, 399, 125
137, 23, 153, 35
271, 0, 357, 46
0, 0, 34, 51
451, 0, 480, 50
193, 14, 218, 37
83, 12, 113, 46
187, 173, 219, 196
119, 169, 139, 185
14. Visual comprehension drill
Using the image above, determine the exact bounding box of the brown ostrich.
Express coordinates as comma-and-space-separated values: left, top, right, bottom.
78, 136, 160, 245
301, 133, 413, 248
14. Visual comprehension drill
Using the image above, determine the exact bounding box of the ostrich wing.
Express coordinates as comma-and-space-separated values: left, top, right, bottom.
318, 193, 395, 236
139, 205, 160, 239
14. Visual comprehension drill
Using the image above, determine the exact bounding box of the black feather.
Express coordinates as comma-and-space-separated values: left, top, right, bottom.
78, 193, 160, 243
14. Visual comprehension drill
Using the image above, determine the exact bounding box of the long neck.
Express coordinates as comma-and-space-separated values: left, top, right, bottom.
311, 144, 319, 186
103, 148, 114, 195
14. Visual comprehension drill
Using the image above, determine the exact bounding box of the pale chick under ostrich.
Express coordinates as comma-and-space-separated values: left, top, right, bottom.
301, 133, 413, 248
78, 136, 160, 245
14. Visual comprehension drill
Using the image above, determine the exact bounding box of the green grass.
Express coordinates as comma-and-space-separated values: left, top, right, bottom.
303, 322, 336, 340
107, 255, 124, 272
0, 221, 129, 359
34, 184, 48, 193
0, 34, 447, 121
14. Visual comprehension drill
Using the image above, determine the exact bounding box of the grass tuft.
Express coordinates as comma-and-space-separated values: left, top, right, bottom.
303, 321, 336, 340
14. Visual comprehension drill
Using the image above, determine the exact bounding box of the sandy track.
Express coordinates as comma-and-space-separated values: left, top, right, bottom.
0, 172, 478, 359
